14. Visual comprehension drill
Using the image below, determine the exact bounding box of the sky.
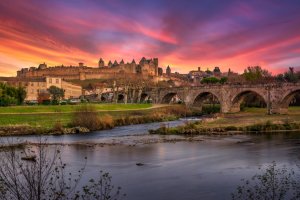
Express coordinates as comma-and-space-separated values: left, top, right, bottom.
1, 0, 300, 76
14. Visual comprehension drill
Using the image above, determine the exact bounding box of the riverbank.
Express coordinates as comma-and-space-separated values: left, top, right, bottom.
0, 104, 195, 136
149, 107, 300, 135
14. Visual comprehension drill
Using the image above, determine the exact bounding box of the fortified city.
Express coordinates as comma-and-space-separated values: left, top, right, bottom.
0, 1, 300, 200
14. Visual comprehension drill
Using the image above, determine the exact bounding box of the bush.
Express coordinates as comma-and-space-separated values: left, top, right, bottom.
202, 104, 220, 114
99, 115, 114, 129
72, 105, 102, 130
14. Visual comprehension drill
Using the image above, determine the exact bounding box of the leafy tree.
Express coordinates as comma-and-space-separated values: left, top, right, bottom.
242, 66, 271, 82
16, 86, 27, 104
284, 67, 299, 83
48, 86, 65, 101
201, 77, 220, 84
37, 92, 51, 104
0, 83, 26, 106
220, 77, 228, 84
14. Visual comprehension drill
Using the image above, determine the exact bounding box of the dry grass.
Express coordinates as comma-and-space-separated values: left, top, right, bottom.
71, 105, 103, 130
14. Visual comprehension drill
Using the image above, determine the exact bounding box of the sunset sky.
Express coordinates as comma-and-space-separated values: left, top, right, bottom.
1, 0, 300, 76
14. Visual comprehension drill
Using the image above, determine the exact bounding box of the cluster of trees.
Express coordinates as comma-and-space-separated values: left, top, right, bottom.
37, 86, 65, 104
201, 66, 300, 85
200, 77, 227, 84
0, 83, 26, 106
276, 67, 300, 83
239, 66, 300, 84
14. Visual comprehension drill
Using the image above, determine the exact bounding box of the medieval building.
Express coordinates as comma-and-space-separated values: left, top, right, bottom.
17, 57, 162, 81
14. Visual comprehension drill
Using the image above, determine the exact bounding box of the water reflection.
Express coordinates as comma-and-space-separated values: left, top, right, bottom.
58, 133, 300, 200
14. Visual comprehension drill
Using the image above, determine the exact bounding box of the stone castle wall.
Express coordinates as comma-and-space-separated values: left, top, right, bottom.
17, 57, 159, 81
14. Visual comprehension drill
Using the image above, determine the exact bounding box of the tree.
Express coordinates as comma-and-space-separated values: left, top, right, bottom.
16, 86, 27, 104
48, 86, 65, 102
37, 92, 51, 104
0, 83, 26, 106
219, 77, 228, 84
201, 77, 220, 84
242, 66, 271, 83
0, 140, 124, 200
232, 162, 300, 200
284, 67, 299, 83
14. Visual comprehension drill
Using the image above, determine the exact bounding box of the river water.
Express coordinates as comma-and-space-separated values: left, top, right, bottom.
1, 118, 300, 200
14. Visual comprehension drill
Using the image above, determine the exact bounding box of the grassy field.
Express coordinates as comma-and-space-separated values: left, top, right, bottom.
0, 103, 152, 114
204, 107, 300, 128
1, 104, 300, 133
150, 107, 300, 135
0, 104, 172, 129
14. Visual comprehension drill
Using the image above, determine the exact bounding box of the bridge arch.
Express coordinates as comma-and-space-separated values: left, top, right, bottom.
141, 93, 150, 103
161, 92, 183, 104
231, 90, 267, 112
117, 94, 125, 103
192, 91, 222, 113
278, 89, 300, 113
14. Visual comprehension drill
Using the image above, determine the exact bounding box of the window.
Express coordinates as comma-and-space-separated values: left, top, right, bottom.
56, 79, 59, 84
49, 78, 52, 83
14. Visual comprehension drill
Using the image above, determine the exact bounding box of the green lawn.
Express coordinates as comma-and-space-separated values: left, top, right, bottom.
0, 103, 152, 114
0, 106, 157, 128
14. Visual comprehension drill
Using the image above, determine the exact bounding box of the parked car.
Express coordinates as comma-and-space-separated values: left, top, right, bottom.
26, 100, 38, 105
68, 98, 81, 104
59, 100, 68, 105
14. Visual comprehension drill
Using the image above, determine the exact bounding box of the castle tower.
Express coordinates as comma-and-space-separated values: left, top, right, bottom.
98, 58, 105, 68
139, 57, 146, 65
108, 60, 112, 68
166, 65, 171, 77
113, 60, 118, 67
131, 59, 136, 73
120, 59, 125, 65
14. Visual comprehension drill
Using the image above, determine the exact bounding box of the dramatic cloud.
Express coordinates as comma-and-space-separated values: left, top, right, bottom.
0, 0, 300, 76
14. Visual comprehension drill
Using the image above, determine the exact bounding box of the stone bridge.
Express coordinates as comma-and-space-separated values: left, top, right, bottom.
143, 83, 300, 114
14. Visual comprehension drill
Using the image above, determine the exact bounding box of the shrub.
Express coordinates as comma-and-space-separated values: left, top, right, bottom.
53, 120, 63, 132
72, 105, 102, 130
99, 114, 114, 129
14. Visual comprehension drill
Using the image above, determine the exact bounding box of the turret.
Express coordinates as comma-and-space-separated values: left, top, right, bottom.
120, 59, 125, 65
139, 57, 146, 65
166, 65, 171, 76
98, 58, 105, 68
108, 60, 113, 67
113, 60, 118, 67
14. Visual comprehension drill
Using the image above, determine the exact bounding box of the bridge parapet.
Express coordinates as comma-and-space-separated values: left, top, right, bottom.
146, 83, 300, 114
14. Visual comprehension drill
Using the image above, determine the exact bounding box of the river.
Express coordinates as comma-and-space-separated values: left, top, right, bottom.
1, 118, 300, 200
